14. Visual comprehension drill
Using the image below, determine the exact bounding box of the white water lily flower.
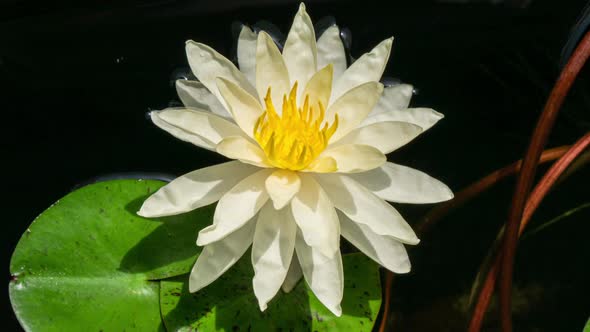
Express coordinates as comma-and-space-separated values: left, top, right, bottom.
138, 3, 452, 316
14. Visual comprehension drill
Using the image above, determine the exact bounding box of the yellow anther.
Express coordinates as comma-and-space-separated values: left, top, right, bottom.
253, 83, 339, 170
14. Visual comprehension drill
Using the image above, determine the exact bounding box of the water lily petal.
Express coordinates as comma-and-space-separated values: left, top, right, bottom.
283, 3, 317, 97
256, 31, 291, 107
348, 162, 454, 204
216, 77, 264, 138
339, 211, 410, 273
295, 231, 343, 317
216, 136, 271, 168
175, 80, 231, 119
334, 121, 423, 154
153, 108, 246, 146
327, 81, 384, 143
150, 110, 215, 151
265, 170, 301, 210
320, 144, 386, 173
189, 218, 256, 293
315, 173, 420, 245
138, 161, 258, 218
252, 204, 297, 311
302, 64, 333, 110
237, 25, 258, 87
304, 156, 337, 173
197, 169, 271, 246
281, 255, 302, 293
362, 107, 444, 132
186, 40, 258, 108
290, 174, 340, 258
317, 25, 346, 80
369, 84, 414, 117
331, 37, 393, 103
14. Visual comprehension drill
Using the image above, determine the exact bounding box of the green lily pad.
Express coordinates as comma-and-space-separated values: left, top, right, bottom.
584, 317, 590, 332
9, 179, 214, 332
160, 252, 382, 331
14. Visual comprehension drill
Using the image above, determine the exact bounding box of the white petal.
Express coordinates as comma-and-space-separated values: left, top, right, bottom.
331, 38, 393, 103
333, 121, 423, 154
265, 170, 301, 210
368, 84, 414, 117
138, 161, 258, 218
150, 110, 215, 151
339, 211, 411, 273
216, 77, 264, 138
295, 231, 343, 317
362, 107, 444, 132
314, 173, 420, 245
252, 204, 297, 311
319, 144, 386, 173
196, 169, 271, 246
185, 40, 258, 108
281, 255, 303, 293
216, 136, 271, 168
175, 80, 231, 119
302, 64, 333, 111
317, 25, 347, 80
256, 31, 291, 107
283, 3, 317, 97
152, 108, 246, 147
348, 162, 454, 204
327, 81, 384, 143
189, 218, 256, 293
237, 25, 258, 87
290, 174, 340, 257
304, 157, 337, 173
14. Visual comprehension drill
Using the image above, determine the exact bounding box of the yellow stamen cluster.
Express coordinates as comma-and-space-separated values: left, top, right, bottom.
254, 83, 339, 171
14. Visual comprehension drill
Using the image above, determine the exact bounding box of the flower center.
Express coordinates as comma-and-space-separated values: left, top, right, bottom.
253, 82, 339, 171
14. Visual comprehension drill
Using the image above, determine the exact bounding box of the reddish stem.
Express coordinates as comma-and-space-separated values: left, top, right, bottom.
499, 30, 590, 332
378, 272, 394, 332
416, 146, 569, 235
468, 132, 590, 332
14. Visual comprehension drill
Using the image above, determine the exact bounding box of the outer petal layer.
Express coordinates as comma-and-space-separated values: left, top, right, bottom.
317, 26, 347, 80
290, 174, 340, 258
331, 38, 393, 103
281, 256, 303, 293
252, 204, 297, 311
326, 81, 384, 143
237, 25, 258, 87
315, 174, 420, 245
138, 161, 258, 217
265, 170, 301, 210
339, 211, 411, 273
362, 107, 444, 132
175, 80, 231, 119
333, 121, 423, 154
319, 144, 386, 173
196, 169, 271, 246
295, 231, 343, 317
185, 41, 257, 108
152, 108, 246, 147
369, 84, 414, 117
348, 162, 454, 203
283, 3, 317, 97
189, 218, 256, 292
256, 31, 291, 107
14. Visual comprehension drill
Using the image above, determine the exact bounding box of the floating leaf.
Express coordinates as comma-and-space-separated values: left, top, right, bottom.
160, 252, 382, 331
9, 179, 214, 331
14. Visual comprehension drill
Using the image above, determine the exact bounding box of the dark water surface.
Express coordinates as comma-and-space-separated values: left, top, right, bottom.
2, 0, 590, 330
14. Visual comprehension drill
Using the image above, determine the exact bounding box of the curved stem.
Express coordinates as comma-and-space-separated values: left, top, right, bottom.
378, 272, 394, 332
468, 132, 590, 332
499, 30, 590, 332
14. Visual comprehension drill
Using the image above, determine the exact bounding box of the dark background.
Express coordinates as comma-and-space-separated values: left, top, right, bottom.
2, 0, 590, 330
